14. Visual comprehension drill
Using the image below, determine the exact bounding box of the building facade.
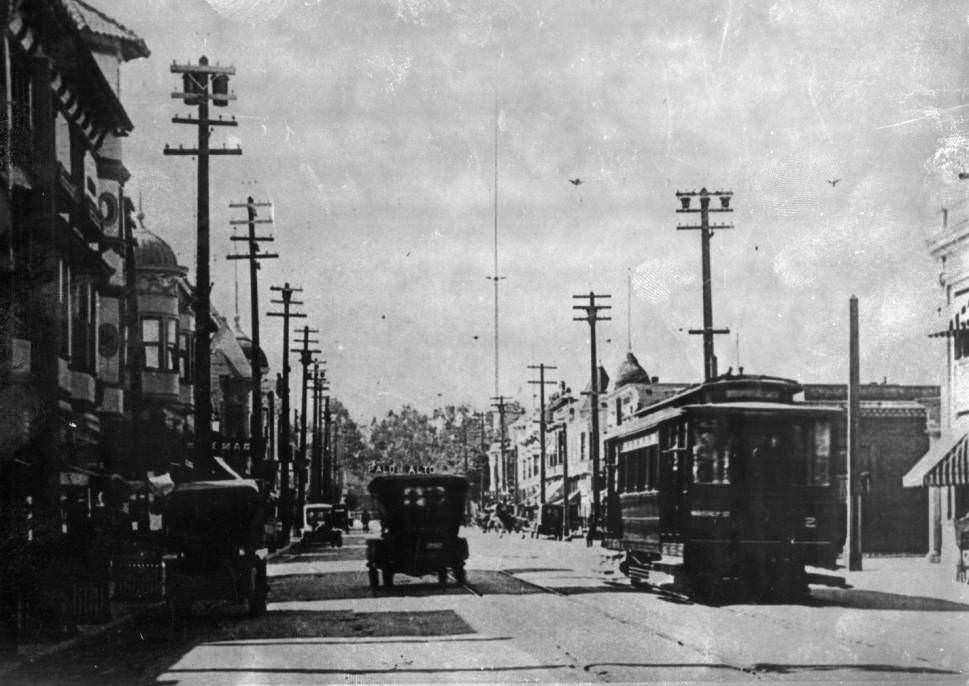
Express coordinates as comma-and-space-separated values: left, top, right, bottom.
0, 0, 148, 541
902, 218, 969, 563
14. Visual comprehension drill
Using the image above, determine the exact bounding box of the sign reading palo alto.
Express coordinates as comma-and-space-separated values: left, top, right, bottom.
369, 462, 438, 475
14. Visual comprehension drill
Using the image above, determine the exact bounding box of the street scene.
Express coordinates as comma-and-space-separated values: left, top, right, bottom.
3, 0, 969, 684
6, 522, 969, 684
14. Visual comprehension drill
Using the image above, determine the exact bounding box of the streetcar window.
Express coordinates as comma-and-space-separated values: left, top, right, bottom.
691, 420, 732, 484
810, 421, 831, 486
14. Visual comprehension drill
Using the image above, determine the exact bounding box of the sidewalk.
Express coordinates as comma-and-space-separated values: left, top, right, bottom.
0, 597, 162, 682
0, 538, 298, 680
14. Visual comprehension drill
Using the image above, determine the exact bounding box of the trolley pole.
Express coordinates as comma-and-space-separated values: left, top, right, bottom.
528, 364, 557, 506
293, 325, 320, 531
847, 296, 863, 571
226, 197, 276, 478
675, 188, 733, 381
573, 292, 611, 541
165, 56, 241, 470
267, 283, 305, 539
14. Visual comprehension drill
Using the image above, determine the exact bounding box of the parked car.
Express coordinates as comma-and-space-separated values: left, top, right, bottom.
164, 480, 268, 620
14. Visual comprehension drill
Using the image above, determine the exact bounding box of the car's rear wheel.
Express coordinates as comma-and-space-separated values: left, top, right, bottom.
383, 568, 395, 587
438, 569, 448, 587
368, 567, 380, 589
454, 565, 467, 585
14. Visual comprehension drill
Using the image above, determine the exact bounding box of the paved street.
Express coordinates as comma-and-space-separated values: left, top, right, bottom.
6, 526, 969, 684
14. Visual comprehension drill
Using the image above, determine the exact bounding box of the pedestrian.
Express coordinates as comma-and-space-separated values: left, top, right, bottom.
361, 509, 371, 532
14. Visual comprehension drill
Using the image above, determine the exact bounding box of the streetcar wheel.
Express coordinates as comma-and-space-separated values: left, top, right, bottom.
438, 569, 448, 587
368, 567, 380, 589
383, 568, 395, 588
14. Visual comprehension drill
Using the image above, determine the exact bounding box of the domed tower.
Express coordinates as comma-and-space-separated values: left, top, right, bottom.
613, 352, 651, 389
130, 207, 193, 476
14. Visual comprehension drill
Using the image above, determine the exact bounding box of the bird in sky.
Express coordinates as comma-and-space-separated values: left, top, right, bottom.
569, 178, 583, 186
472, 335, 480, 340
826, 178, 840, 187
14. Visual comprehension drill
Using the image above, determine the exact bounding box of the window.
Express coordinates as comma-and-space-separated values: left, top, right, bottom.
580, 432, 586, 461
957, 331, 969, 360
691, 419, 732, 485
179, 331, 194, 383
141, 316, 180, 372
9, 56, 31, 170
142, 318, 161, 369
615, 398, 622, 426
59, 261, 71, 357
70, 278, 96, 372
166, 320, 178, 371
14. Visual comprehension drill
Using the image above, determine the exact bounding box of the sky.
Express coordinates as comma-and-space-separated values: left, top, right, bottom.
95, 0, 966, 423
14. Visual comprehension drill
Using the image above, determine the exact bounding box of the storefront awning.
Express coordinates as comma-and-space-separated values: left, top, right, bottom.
903, 430, 969, 487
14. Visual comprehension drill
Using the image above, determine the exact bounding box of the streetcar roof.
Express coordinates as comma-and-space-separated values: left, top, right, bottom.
683, 401, 842, 414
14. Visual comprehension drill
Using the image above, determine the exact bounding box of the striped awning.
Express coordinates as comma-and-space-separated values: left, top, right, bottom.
903, 431, 969, 487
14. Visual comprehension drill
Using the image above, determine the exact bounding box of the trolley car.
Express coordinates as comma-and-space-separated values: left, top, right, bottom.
604, 374, 844, 601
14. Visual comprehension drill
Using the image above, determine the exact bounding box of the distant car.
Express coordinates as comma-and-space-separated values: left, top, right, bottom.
366, 474, 469, 588
331, 504, 351, 533
302, 503, 343, 547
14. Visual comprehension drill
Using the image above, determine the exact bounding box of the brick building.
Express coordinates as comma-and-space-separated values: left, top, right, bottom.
803, 383, 939, 555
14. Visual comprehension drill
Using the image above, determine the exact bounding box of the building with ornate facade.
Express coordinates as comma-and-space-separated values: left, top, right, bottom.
0, 0, 148, 541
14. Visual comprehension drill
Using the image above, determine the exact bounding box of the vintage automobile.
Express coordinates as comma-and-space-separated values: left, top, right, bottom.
164, 480, 269, 620
366, 474, 469, 588
331, 504, 351, 533
537, 502, 579, 539
302, 503, 343, 547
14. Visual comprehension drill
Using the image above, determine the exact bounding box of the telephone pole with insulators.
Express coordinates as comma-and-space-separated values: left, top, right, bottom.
267, 283, 305, 539
226, 196, 276, 479
528, 363, 557, 507
165, 56, 242, 470
309, 363, 329, 503
676, 188, 733, 381
292, 325, 320, 531
573, 292, 611, 540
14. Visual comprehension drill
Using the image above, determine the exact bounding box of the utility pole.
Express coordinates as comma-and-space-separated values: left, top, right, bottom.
573, 292, 611, 541
292, 325, 320, 532
324, 396, 334, 502
267, 283, 304, 539
165, 56, 241, 470
847, 296, 863, 571
477, 412, 488, 504
528, 364, 557, 505
675, 188, 733, 381
490, 395, 512, 501
309, 363, 329, 502
226, 197, 276, 478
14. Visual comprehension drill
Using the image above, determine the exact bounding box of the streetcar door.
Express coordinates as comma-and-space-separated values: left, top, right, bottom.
659, 421, 689, 542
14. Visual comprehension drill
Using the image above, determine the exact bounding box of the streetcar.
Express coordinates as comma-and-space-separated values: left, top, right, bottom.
603, 373, 845, 602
